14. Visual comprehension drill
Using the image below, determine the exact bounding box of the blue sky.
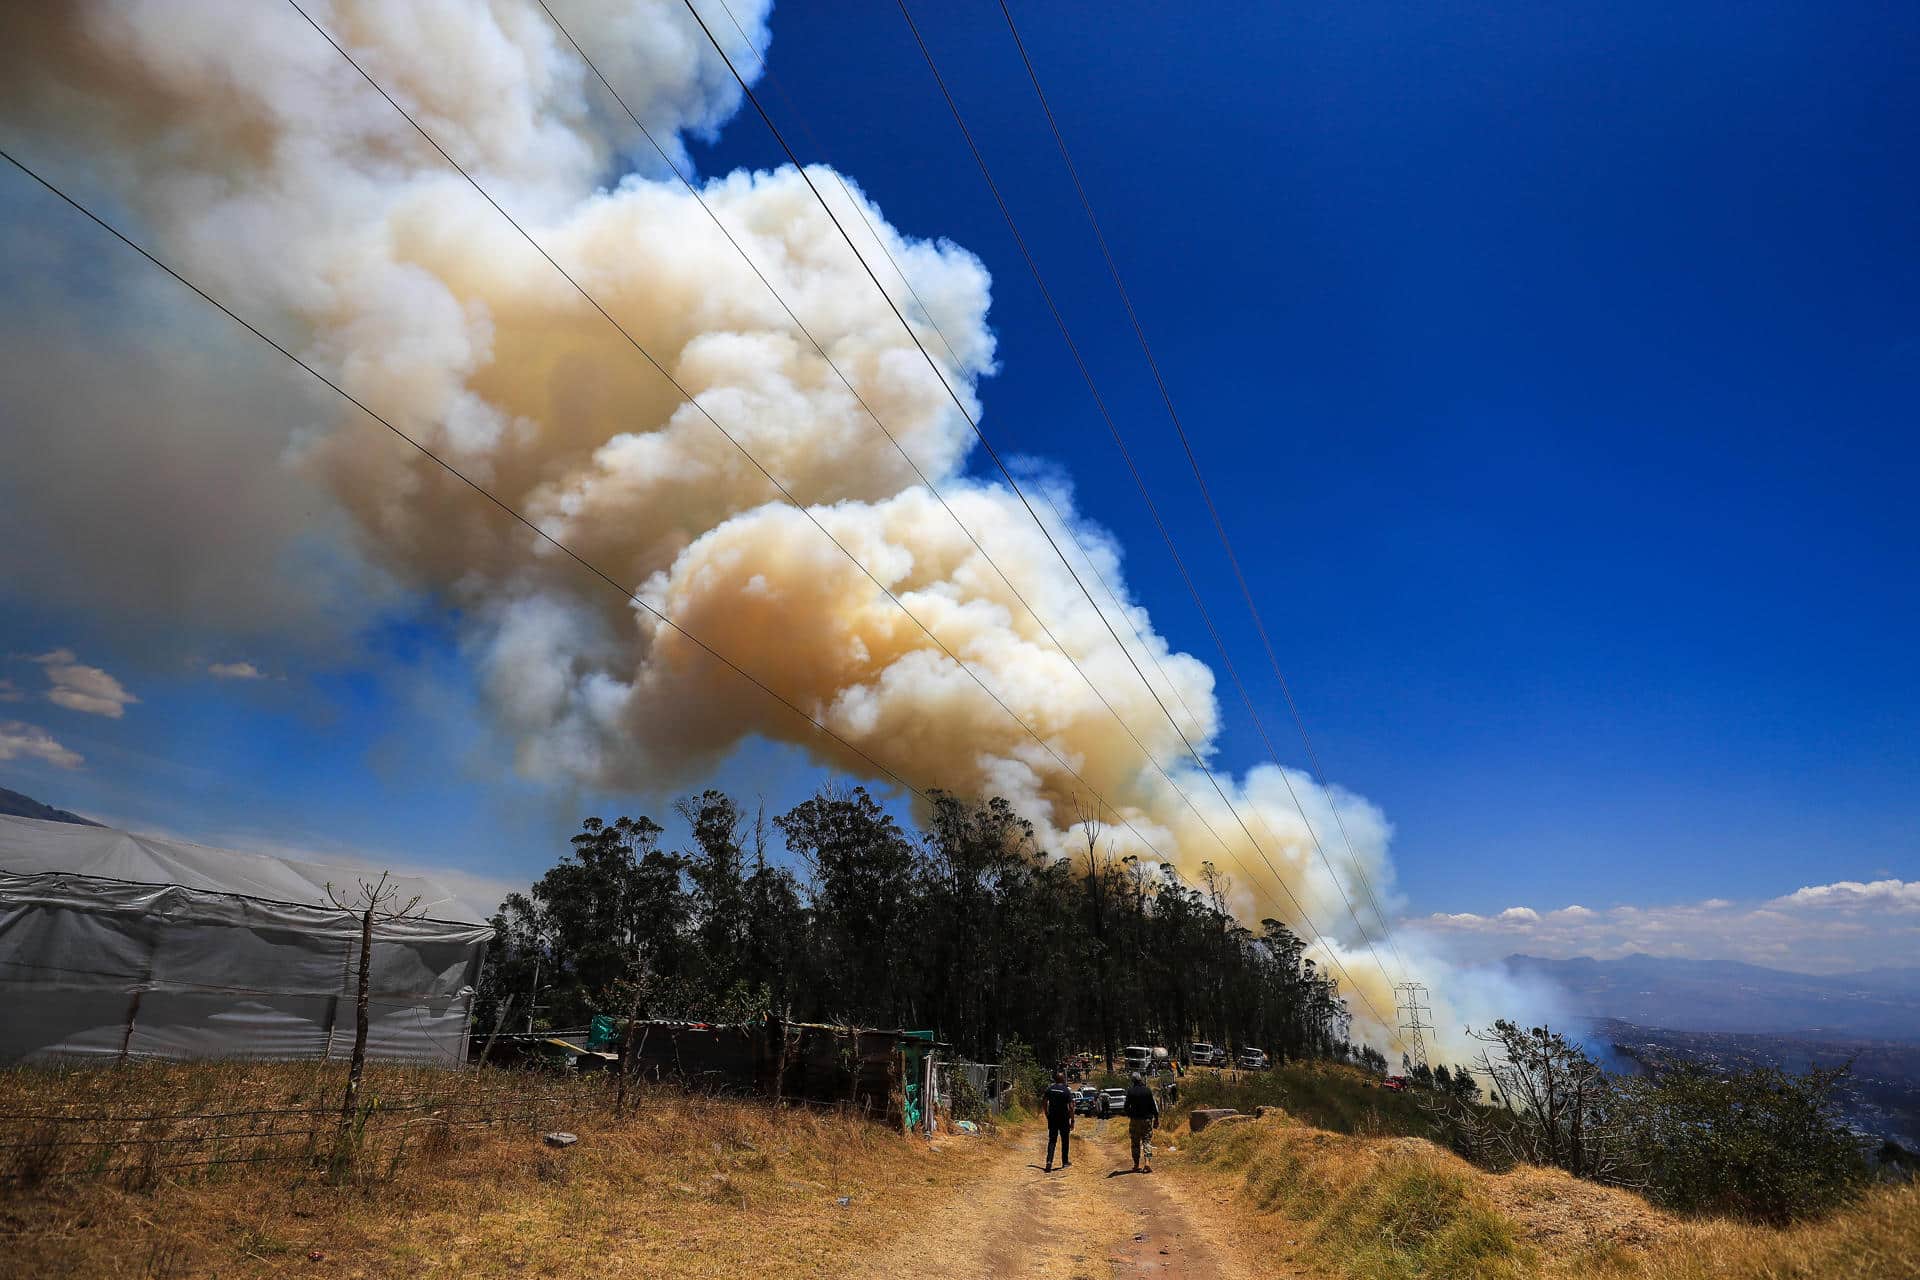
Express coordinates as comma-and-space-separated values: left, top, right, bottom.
2, 0, 1914, 962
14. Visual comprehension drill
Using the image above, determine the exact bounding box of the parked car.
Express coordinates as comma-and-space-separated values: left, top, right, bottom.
1074, 1086, 1099, 1115
1098, 1087, 1129, 1118
1236, 1048, 1269, 1070
1383, 1075, 1409, 1092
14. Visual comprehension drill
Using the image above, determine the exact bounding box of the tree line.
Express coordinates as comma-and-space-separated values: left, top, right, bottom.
475, 784, 1357, 1067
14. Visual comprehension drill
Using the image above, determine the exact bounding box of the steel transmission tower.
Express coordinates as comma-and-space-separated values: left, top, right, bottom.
1395, 983, 1435, 1072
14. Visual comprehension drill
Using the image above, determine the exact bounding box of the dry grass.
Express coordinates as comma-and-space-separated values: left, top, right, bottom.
7, 1061, 1912, 1279
0, 1061, 1008, 1279
1167, 1106, 1919, 1280
1177, 1114, 1534, 1280
1632, 1186, 1920, 1280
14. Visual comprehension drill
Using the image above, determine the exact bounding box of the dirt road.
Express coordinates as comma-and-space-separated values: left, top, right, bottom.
855, 1114, 1269, 1280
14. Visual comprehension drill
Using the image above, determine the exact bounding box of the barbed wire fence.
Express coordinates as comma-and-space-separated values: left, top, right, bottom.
0, 1061, 606, 1191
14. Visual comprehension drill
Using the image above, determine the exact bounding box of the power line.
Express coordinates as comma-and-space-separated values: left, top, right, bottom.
0, 144, 933, 813
288, 0, 1363, 959
881, 0, 1405, 1000
281, 0, 1182, 874
527, 0, 1195, 885
139, 0, 1354, 1032
688, 0, 1399, 1039
284, 0, 1390, 1036
677, 0, 1398, 1038
994, 0, 1412, 982
698, 0, 1221, 767
539, 0, 1306, 966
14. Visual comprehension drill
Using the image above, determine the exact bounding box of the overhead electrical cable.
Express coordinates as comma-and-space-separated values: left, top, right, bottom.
295, 0, 1385, 1018
995, 0, 1411, 979
281, 0, 1182, 874
677, 0, 1398, 1036
528, 0, 1201, 885
290, 0, 1357, 957
353, 0, 1390, 1036
686, 0, 1394, 1034
884, 0, 1405, 995
0, 145, 939, 810
702, 0, 1213, 759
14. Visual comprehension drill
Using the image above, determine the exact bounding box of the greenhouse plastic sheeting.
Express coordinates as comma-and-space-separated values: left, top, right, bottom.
0, 815, 491, 1066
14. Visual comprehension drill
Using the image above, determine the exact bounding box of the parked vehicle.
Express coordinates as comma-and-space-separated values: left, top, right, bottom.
1383, 1075, 1409, 1092
1074, 1085, 1099, 1115
1121, 1044, 1154, 1075
1098, 1087, 1129, 1118
1188, 1041, 1217, 1067
1237, 1048, 1269, 1070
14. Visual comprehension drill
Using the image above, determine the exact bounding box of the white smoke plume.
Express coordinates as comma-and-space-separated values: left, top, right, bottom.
1, 0, 1425, 1041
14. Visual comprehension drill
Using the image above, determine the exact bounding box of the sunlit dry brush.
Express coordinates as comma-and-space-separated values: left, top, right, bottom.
1169, 1103, 1918, 1280
1627, 1184, 1920, 1280
0, 1061, 1006, 1279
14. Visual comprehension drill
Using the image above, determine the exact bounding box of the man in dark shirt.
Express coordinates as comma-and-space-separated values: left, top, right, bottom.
1042, 1070, 1075, 1171
1123, 1072, 1159, 1171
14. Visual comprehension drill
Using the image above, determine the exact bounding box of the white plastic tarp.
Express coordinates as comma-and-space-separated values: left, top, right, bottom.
0, 815, 492, 1066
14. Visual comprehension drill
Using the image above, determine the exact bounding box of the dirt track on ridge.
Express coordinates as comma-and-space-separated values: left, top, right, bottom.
854, 1114, 1281, 1280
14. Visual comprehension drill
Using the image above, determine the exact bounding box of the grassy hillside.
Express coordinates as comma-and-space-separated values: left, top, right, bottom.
1161, 1065, 1918, 1280
1166, 1060, 1444, 1137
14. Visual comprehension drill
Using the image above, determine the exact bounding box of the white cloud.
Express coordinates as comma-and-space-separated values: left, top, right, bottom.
0, 720, 84, 769
26, 649, 138, 718
1411, 879, 1920, 974
207, 661, 265, 680
1776, 879, 1920, 911
0, 678, 22, 703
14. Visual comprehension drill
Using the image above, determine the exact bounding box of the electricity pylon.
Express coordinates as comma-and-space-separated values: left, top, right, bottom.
1395, 982, 1434, 1072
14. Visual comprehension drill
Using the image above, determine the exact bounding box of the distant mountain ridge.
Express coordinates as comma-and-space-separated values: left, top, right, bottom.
1506, 952, 1920, 1041
0, 786, 102, 828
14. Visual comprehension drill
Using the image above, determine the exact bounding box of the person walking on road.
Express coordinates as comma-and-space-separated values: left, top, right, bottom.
1123, 1071, 1159, 1172
1042, 1070, 1076, 1171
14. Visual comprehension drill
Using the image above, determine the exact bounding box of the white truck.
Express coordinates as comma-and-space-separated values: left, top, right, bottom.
1122, 1044, 1171, 1075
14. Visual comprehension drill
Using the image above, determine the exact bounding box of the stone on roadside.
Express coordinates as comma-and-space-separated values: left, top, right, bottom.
543, 1132, 578, 1147
1189, 1108, 1239, 1132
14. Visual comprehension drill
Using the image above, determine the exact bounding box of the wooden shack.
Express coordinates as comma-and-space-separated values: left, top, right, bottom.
612, 1016, 941, 1129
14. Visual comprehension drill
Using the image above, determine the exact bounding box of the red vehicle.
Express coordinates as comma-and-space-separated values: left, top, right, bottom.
1383, 1075, 1410, 1092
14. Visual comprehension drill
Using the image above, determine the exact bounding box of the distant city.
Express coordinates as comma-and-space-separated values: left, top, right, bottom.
1503, 953, 1920, 1149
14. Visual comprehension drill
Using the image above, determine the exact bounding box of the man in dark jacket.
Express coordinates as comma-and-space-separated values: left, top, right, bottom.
1123, 1072, 1159, 1171
1042, 1070, 1075, 1171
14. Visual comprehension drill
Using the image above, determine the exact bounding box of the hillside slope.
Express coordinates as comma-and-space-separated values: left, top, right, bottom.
1160, 1064, 1917, 1280
0, 784, 101, 827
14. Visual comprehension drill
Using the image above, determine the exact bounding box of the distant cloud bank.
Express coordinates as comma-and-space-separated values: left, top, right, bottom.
207, 661, 265, 680
1409, 878, 1920, 974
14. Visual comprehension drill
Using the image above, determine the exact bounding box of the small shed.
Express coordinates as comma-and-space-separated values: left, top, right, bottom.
0, 814, 492, 1066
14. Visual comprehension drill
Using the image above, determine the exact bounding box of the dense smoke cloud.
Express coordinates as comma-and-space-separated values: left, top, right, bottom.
0, 1, 1413, 1036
